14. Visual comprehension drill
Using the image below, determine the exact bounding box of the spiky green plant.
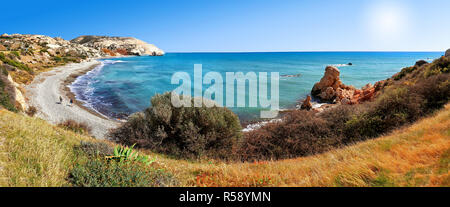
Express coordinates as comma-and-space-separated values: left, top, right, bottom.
106, 144, 155, 165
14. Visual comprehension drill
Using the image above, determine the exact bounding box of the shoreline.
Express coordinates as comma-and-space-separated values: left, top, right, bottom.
25, 59, 120, 139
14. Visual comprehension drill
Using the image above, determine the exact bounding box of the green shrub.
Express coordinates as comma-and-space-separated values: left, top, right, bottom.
108, 92, 242, 159
394, 66, 416, 80
343, 87, 423, 141
424, 56, 450, 78
11, 51, 20, 58
69, 159, 177, 187
53, 56, 63, 62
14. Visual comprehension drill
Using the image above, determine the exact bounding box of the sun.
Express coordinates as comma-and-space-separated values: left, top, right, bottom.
366, 1, 409, 40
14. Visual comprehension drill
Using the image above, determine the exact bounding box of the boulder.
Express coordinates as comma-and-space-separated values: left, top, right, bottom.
446, 49, 450, 57
311, 65, 382, 104
0, 44, 6, 51
300, 95, 313, 110
311, 66, 341, 97
415, 60, 428, 67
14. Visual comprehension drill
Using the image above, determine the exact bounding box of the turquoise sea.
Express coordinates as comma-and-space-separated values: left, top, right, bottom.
69, 52, 443, 121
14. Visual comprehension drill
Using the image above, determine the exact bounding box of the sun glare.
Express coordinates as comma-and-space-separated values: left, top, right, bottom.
366, 1, 409, 40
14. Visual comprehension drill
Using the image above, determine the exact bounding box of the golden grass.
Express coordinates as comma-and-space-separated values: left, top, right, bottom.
0, 104, 448, 187
0, 110, 94, 186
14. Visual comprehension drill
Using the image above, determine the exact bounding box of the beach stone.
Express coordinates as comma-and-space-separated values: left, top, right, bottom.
446, 49, 450, 57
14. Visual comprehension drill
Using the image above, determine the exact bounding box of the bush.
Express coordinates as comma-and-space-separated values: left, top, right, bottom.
108, 92, 242, 159
25, 106, 37, 117
343, 87, 423, 141
69, 159, 177, 187
58, 120, 91, 135
412, 73, 450, 114
11, 51, 20, 58
424, 56, 450, 78
238, 110, 341, 161
76, 141, 114, 157
394, 66, 416, 80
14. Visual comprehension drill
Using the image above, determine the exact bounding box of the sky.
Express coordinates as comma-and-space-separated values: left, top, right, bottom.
2, 0, 450, 52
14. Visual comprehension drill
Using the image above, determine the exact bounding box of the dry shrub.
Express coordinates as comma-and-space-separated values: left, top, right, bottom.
238, 110, 341, 161
25, 106, 37, 117
108, 92, 242, 159
58, 120, 91, 135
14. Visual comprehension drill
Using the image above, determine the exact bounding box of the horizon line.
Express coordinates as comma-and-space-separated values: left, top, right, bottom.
165, 50, 445, 53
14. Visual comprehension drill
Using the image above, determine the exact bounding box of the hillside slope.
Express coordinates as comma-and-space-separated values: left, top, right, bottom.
0, 104, 448, 187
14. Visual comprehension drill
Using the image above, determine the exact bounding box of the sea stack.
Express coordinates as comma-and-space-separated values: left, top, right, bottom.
311, 65, 383, 105
300, 95, 313, 110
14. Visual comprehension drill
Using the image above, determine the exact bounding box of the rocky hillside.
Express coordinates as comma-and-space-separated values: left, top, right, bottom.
0, 33, 164, 111
71, 35, 164, 56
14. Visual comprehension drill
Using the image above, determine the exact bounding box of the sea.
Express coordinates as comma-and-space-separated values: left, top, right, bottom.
69, 52, 443, 121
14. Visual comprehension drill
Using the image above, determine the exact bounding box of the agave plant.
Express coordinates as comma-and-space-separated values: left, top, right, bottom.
106, 144, 155, 165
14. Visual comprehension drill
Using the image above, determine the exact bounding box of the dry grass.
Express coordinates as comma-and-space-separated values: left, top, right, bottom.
0, 110, 94, 186
0, 104, 448, 187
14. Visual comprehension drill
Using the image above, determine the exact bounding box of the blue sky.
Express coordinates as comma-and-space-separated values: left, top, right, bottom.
2, 0, 450, 52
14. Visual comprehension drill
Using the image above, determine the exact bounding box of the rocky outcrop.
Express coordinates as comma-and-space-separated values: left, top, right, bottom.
300, 95, 312, 110
311, 66, 383, 105
446, 49, 450, 57
415, 60, 428, 67
71, 35, 164, 56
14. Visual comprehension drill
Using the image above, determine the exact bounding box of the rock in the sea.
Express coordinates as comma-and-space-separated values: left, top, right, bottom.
415, 60, 428, 67
311, 65, 382, 104
348, 62, 353, 66
311, 66, 341, 97
446, 49, 450, 57
300, 95, 313, 110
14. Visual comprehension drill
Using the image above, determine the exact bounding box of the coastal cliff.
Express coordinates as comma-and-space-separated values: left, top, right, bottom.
0, 33, 163, 111
71, 35, 164, 56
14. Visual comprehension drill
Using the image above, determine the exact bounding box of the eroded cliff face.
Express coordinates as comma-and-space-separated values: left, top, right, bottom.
70, 35, 165, 56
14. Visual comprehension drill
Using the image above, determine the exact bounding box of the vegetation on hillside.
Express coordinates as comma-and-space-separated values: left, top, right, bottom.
109, 93, 242, 159
0, 102, 448, 187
